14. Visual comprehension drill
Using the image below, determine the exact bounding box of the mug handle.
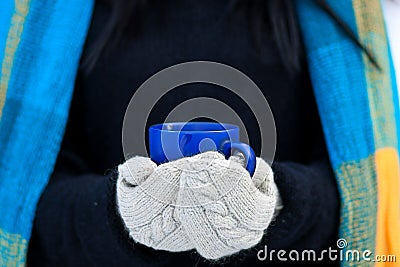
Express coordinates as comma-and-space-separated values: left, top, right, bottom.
222, 142, 256, 176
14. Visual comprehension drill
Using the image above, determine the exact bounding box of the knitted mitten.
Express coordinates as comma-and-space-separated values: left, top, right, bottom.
175, 152, 278, 259
117, 152, 280, 259
117, 156, 193, 251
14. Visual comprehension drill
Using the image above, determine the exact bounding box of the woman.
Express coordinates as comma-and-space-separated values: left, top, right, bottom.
0, 0, 398, 266
28, 0, 339, 265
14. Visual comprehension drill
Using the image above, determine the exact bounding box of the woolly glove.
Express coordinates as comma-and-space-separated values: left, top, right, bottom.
117, 151, 282, 260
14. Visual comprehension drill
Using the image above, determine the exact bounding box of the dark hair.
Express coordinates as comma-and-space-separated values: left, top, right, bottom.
83, 0, 378, 73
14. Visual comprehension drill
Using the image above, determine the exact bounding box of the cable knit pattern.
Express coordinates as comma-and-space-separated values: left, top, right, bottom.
116, 151, 281, 260
117, 157, 193, 251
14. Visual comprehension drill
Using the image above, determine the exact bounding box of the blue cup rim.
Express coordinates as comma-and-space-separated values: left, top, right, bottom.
149, 122, 238, 133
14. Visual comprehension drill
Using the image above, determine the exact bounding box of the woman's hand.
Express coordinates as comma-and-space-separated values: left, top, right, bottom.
117, 156, 194, 252
117, 151, 281, 260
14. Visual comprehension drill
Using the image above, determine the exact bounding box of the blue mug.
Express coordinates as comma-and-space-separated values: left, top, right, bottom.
149, 122, 256, 176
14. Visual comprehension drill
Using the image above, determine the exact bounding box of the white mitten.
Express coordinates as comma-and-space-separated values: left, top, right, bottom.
117, 156, 193, 251
175, 152, 279, 259
117, 152, 281, 259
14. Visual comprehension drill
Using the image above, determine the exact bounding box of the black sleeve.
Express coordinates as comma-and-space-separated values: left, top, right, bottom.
261, 127, 340, 256
266, 159, 340, 251
27, 163, 185, 266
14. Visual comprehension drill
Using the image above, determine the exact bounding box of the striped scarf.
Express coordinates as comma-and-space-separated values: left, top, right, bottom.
0, 0, 398, 266
296, 0, 400, 266
0, 1, 94, 265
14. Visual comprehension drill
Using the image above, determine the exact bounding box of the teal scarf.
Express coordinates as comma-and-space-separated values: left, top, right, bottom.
295, 1, 400, 265
0, 0, 94, 265
0, 0, 399, 266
